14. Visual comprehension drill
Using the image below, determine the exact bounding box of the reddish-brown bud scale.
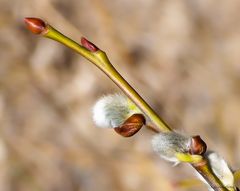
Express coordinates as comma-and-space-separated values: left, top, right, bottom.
81, 37, 99, 52
114, 114, 145, 137
189, 135, 207, 155
24, 17, 47, 35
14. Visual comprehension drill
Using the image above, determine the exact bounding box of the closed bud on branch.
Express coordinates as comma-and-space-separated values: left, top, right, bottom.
93, 94, 145, 137
114, 114, 145, 137
81, 37, 99, 52
189, 135, 207, 155
151, 132, 191, 164
24, 17, 47, 35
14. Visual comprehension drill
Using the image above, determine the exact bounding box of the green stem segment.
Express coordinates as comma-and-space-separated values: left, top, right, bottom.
45, 24, 171, 132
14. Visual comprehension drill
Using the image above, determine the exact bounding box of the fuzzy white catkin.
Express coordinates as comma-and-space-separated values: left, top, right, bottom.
196, 151, 235, 191
93, 94, 142, 128
151, 132, 190, 164
208, 152, 234, 187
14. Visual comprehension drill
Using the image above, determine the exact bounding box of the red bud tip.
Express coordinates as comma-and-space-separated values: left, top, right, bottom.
24, 17, 47, 35
81, 37, 99, 52
189, 135, 207, 155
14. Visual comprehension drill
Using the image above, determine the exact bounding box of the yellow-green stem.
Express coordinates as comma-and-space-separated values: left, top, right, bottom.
45, 24, 171, 132
46, 26, 97, 64
97, 54, 171, 132
39, 22, 230, 191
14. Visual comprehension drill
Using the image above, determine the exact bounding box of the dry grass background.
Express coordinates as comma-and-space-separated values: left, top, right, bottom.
0, 0, 240, 190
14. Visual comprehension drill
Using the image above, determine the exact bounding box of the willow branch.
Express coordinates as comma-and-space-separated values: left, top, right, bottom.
24, 17, 232, 191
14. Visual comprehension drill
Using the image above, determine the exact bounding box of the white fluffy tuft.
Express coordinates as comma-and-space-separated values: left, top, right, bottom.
151, 132, 190, 164
93, 94, 140, 128
93, 96, 111, 128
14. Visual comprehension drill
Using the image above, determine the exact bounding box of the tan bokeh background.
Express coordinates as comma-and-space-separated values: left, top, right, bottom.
0, 0, 240, 190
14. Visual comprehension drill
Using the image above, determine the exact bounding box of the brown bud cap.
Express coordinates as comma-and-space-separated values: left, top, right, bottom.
24, 17, 47, 35
189, 135, 207, 155
81, 37, 99, 52
114, 114, 145, 137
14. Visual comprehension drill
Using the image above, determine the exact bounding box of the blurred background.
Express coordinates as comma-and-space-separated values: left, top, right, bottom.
0, 0, 240, 190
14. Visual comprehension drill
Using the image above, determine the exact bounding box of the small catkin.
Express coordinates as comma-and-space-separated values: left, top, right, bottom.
93, 94, 142, 128
151, 132, 191, 163
196, 151, 235, 191
207, 152, 234, 189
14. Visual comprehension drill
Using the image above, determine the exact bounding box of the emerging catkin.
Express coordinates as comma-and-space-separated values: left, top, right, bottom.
195, 151, 235, 191
93, 94, 142, 128
208, 152, 234, 190
151, 132, 191, 164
